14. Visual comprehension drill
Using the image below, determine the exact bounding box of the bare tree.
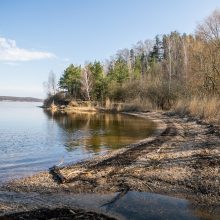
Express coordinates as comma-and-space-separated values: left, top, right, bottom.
165, 37, 173, 94
196, 9, 220, 46
182, 37, 188, 83
196, 9, 220, 94
144, 39, 155, 55
81, 65, 93, 101
43, 71, 57, 97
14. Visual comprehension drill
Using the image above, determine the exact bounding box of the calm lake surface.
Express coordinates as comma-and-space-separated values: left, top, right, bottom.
0, 101, 155, 182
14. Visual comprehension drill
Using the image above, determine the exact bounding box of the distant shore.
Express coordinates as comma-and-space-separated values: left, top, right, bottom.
0, 96, 43, 102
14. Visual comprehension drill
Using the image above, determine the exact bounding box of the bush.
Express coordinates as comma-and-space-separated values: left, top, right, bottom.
43, 92, 69, 107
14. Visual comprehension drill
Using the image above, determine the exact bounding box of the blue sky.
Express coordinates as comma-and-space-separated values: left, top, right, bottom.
0, 0, 220, 98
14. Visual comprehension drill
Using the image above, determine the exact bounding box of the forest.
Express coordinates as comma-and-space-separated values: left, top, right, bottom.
45, 9, 220, 123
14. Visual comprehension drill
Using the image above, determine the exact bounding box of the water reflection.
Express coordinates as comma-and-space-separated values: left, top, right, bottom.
0, 102, 155, 182
101, 191, 215, 220
43, 111, 155, 153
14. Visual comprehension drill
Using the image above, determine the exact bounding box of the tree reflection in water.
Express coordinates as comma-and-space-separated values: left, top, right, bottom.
43, 111, 155, 153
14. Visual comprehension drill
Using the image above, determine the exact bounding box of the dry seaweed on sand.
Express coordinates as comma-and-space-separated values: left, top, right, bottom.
1, 208, 117, 220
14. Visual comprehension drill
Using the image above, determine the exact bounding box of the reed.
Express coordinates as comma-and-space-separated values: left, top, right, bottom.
174, 97, 220, 124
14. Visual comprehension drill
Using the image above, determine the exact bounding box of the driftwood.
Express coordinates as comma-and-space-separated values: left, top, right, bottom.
49, 166, 66, 184
101, 186, 130, 209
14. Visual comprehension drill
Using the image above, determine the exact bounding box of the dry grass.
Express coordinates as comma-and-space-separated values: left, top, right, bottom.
174, 97, 220, 124
104, 98, 153, 112
65, 106, 97, 113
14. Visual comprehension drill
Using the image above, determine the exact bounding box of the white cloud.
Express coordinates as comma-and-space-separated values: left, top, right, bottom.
0, 37, 56, 61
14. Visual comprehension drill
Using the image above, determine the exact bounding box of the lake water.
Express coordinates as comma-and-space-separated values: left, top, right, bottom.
0, 102, 155, 182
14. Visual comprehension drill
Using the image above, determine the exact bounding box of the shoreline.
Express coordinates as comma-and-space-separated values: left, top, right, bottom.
0, 111, 220, 218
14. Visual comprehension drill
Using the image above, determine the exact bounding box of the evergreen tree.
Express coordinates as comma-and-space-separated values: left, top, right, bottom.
108, 58, 129, 84
149, 35, 164, 65
59, 64, 81, 99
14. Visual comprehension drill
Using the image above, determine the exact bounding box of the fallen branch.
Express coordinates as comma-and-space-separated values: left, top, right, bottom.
49, 166, 66, 184
101, 185, 130, 208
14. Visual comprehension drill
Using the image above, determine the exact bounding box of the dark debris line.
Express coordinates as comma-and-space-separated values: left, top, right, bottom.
1, 208, 117, 220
